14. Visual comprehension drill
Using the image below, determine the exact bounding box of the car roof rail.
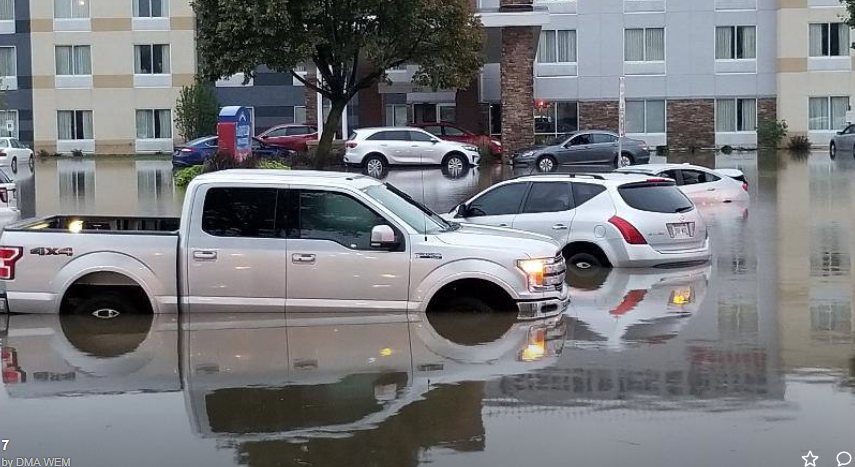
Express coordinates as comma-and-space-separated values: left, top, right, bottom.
512, 172, 606, 181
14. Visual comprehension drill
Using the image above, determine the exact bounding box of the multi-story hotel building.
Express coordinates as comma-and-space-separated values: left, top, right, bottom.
0, 0, 852, 153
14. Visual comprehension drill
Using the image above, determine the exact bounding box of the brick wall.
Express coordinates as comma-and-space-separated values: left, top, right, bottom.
579, 101, 619, 133
304, 76, 318, 125
500, 26, 536, 159
757, 98, 777, 125
456, 81, 484, 134
667, 99, 715, 150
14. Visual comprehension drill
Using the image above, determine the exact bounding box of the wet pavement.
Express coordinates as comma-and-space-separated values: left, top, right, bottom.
1, 152, 854, 467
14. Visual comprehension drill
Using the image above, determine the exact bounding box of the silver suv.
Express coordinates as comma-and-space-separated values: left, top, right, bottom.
344, 127, 481, 176
447, 173, 710, 269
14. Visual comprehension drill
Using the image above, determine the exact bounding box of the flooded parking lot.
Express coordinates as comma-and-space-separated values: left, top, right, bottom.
1, 152, 854, 467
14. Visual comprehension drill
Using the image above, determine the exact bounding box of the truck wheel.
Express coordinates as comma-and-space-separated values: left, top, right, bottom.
427, 297, 517, 346
60, 312, 153, 358
70, 291, 145, 320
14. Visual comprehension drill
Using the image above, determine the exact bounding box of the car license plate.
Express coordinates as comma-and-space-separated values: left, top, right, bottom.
667, 222, 694, 239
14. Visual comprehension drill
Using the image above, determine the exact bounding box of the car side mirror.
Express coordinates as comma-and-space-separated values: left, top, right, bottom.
370, 225, 398, 249
837, 131, 844, 135
454, 203, 468, 218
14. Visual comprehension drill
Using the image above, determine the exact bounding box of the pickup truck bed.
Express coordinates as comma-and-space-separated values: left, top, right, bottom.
1, 215, 180, 315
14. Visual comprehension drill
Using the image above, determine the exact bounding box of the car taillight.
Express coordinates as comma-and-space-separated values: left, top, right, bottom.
742, 182, 749, 192
346, 142, 358, 149
1, 348, 15, 366
0, 246, 23, 280
0, 188, 7, 203
609, 216, 647, 245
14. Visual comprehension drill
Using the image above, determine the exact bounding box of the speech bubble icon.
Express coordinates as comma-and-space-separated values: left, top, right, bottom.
838, 452, 852, 467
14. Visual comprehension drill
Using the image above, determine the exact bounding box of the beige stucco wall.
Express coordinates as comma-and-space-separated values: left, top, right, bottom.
777, 4, 855, 141
29, 0, 196, 154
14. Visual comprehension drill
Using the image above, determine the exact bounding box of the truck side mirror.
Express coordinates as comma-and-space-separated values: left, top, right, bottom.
370, 225, 398, 249
454, 203, 468, 218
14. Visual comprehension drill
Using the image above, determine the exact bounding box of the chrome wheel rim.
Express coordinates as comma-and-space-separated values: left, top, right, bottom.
575, 261, 593, 270
366, 159, 383, 177
447, 158, 464, 172
619, 155, 632, 167
538, 158, 554, 172
830, 144, 836, 157
92, 308, 120, 320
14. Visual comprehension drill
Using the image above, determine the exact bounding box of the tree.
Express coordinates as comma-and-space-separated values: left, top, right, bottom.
845, 1, 855, 30
192, 0, 485, 167
175, 79, 219, 141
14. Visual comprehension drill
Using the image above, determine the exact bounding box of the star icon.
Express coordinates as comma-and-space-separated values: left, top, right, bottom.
803, 451, 819, 467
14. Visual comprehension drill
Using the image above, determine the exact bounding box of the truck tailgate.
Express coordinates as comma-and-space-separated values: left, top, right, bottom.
1, 229, 179, 314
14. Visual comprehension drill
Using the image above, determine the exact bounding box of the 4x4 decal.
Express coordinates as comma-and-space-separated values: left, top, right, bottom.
29, 247, 73, 257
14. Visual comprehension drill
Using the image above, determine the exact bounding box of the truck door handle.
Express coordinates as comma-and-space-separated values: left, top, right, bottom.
497, 223, 509, 227
193, 250, 218, 260
552, 224, 569, 230
707, 188, 716, 192
292, 253, 316, 264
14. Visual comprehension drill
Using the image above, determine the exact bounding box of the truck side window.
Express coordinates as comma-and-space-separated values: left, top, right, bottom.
297, 190, 387, 250
202, 188, 279, 238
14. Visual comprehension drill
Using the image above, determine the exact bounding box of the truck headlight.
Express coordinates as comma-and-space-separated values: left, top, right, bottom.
518, 256, 566, 292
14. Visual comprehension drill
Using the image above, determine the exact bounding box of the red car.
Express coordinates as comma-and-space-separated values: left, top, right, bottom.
411, 122, 502, 157
257, 124, 318, 152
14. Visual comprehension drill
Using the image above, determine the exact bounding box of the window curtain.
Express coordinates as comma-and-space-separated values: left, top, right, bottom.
716, 99, 736, 132
134, 45, 145, 74
74, 46, 91, 75
715, 27, 733, 60
155, 45, 170, 73
646, 100, 666, 133
55, 46, 72, 75
538, 31, 557, 63
831, 97, 849, 130
54, 0, 71, 18
809, 97, 829, 130
739, 26, 756, 59
151, 0, 164, 17
809, 24, 824, 57
835, 24, 849, 57
156, 109, 172, 138
626, 101, 645, 133
625, 29, 644, 61
80, 111, 93, 139
136, 110, 153, 139
71, 0, 89, 18
0, 0, 14, 21
557, 30, 576, 62
738, 99, 756, 132
645, 28, 665, 61
0, 47, 14, 77
57, 111, 74, 140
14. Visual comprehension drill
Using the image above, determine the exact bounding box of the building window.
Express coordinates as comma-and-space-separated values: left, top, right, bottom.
626, 100, 666, 134
136, 109, 172, 139
134, 44, 170, 74
715, 26, 756, 60
716, 98, 757, 132
534, 102, 578, 142
55, 46, 91, 75
489, 104, 502, 137
0, 109, 18, 138
385, 104, 408, 127
134, 0, 167, 17
0, 0, 14, 21
624, 28, 665, 62
295, 106, 307, 124
0, 46, 15, 78
809, 23, 850, 57
538, 30, 577, 63
57, 110, 93, 140
809, 96, 849, 130
54, 0, 89, 18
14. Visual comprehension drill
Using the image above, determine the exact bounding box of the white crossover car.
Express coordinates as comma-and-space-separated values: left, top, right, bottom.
0, 137, 34, 174
447, 173, 710, 270
344, 127, 481, 176
616, 163, 749, 205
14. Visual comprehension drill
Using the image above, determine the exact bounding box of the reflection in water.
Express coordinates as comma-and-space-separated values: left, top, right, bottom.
1, 152, 855, 466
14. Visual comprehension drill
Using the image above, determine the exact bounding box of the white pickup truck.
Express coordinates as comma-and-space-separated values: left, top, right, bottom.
0, 170, 567, 320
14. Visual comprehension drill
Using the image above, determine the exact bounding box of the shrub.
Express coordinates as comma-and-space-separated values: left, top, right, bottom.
174, 165, 204, 187
255, 160, 290, 170
655, 145, 669, 155
37, 149, 51, 158
71, 148, 84, 157
787, 135, 811, 152
757, 119, 788, 149
175, 79, 219, 141
720, 145, 734, 155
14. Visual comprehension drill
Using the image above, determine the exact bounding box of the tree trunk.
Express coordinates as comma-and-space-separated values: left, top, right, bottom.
313, 101, 346, 169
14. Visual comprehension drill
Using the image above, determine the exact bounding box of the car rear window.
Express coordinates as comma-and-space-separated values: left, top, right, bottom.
618, 183, 694, 213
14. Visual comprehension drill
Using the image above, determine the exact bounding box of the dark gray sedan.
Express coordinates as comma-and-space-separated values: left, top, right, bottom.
829, 124, 855, 159
511, 131, 650, 172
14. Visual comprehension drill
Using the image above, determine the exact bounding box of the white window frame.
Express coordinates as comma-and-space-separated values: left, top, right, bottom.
54, 0, 90, 19
0, 45, 16, 91
385, 104, 409, 127
133, 0, 168, 18
0, 109, 19, 139
56, 110, 95, 154
626, 99, 666, 135
715, 98, 757, 133
537, 30, 577, 64
534, 101, 579, 138
132, 0, 169, 31
808, 96, 850, 131
623, 27, 666, 63
54, 45, 91, 76
809, 22, 851, 58
0, 0, 15, 34
134, 44, 171, 75
715, 26, 757, 61
134, 44, 172, 88
135, 109, 172, 140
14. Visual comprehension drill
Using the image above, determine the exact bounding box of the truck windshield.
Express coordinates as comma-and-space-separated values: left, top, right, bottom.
363, 184, 456, 234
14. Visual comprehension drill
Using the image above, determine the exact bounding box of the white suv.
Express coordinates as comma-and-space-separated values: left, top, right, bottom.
344, 127, 481, 176
447, 173, 710, 269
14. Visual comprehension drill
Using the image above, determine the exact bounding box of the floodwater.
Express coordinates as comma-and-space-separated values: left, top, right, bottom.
1, 152, 854, 467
